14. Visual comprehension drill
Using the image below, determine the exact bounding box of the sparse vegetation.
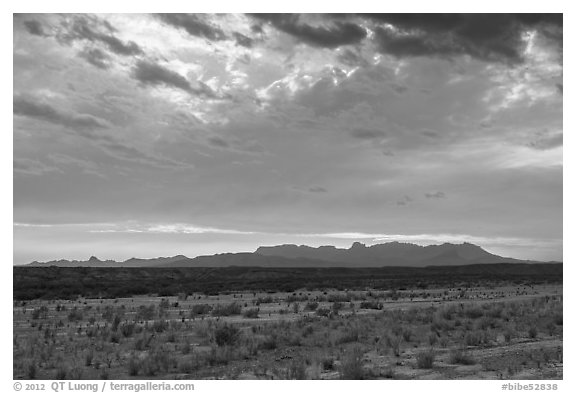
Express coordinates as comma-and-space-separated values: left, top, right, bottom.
13, 276, 563, 380
416, 350, 435, 369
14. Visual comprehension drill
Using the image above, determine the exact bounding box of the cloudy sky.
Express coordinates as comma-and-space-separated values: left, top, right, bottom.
13, 13, 563, 264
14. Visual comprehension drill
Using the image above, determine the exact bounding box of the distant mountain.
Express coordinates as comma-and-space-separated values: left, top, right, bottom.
24, 241, 551, 268
255, 241, 528, 267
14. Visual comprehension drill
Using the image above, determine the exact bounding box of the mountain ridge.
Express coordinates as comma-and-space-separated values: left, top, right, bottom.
23, 241, 557, 268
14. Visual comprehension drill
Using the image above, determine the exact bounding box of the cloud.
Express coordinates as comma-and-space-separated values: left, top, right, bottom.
299, 231, 561, 249
528, 131, 563, 150
48, 153, 106, 178
207, 135, 231, 148
308, 186, 328, 193
368, 14, 562, 63
396, 195, 413, 206
350, 128, 387, 140
65, 16, 143, 56
78, 48, 111, 69
132, 60, 219, 98
14, 95, 193, 170
14, 94, 110, 130
23, 19, 47, 36
14, 158, 61, 176
252, 14, 366, 48
337, 49, 367, 67
425, 191, 446, 199
233, 32, 254, 48
90, 222, 257, 235
156, 14, 227, 41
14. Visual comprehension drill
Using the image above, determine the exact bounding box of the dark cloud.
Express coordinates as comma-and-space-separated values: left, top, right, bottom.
350, 128, 387, 140
23, 20, 47, 36
13, 95, 192, 169
233, 32, 254, 48
528, 132, 563, 150
556, 84, 563, 94
132, 60, 219, 98
308, 186, 328, 193
63, 16, 143, 56
425, 191, 446, 199
207, 136, 231, 148
78, 48, 111, 69
421, 130, 439, 138
251, 14, 366, 48
397, 195, 413, 206
156, 14, 227, 41
366, 13, 562, 63
14, 95, 109, 130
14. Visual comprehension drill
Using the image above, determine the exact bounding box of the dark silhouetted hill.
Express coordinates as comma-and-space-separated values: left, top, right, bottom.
24, 241, 555, 268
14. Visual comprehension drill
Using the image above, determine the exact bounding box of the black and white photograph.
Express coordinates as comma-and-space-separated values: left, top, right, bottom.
10, 6, 566, 386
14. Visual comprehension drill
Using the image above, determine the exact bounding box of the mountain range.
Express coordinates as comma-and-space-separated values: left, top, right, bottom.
24, 241, 554, 268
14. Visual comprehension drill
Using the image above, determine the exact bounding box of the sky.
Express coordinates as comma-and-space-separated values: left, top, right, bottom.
13, 13, 563, 264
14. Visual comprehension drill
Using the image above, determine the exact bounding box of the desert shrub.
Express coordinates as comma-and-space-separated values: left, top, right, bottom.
85, 350, 94, 366
386, 334, 403, 356
26, 362, 37, 379
111, 315, 122, 332
553, 313, 563, 325
190, 303, 213, 316
464, 331, 483, 346
258, 335, 278, 350
145, 348, 175, 375
336, 326, 360, 344
110, 333, 121, 343
287, 294, 309, 303
67, 308, 83, 322
242, 308, 259, 318
211, 302, 242, 317
416, 350, 435, 369
439, 336, 449, 348
287, 360, 307, 379
152, 320, 168, 333
528, 326, 538, 339
134, 334, 150, 351
359, 300, 382, 310
340, 347, 365, 379
328, 293, 351, 303
322, 357, 335, 371
54, 367, 67, 379
256, 296, 274, 305
136, 305, 156, 321
301, 324, 314, 337
476, 316, 498, 330
464, 306, 484, 319
121, 323, 136, 338
159, 298, 170, 309
449, 349, 475, 365
31, 305, 49, 320
68, 366, 84, 379
127, 356, 140, 376
214, 324, 240, 347
428, 333, 439, 346
166, 331, 177, 343
304, 301, 319, 311
504, 328, 514, 343
402, 328, 413, 342
206, 346, 236, 366
315, 308, 330, 317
